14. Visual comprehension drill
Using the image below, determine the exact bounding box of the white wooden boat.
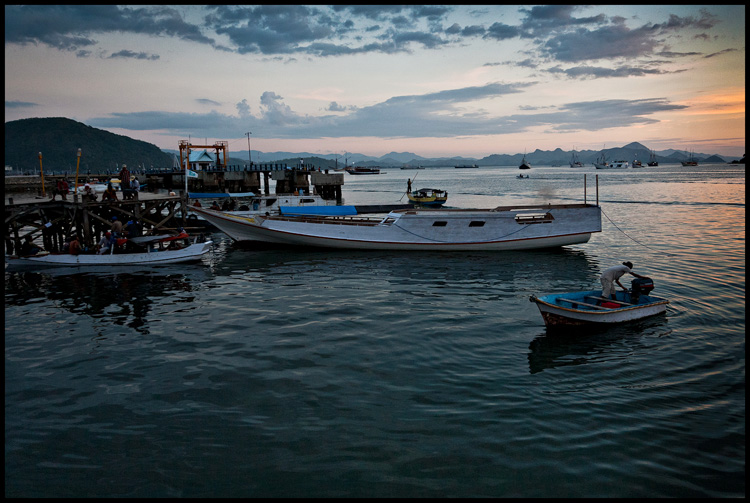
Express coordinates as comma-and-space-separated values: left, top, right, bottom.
529, 284, 668, 328
5, 233, 212, 267
407, 188, 448, 207
192, 203, 601, 250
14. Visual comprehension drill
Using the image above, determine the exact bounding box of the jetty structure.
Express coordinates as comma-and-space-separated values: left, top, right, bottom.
4, 139, 355, 255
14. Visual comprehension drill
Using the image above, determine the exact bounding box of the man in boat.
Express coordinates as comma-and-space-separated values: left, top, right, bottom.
600, 261, 647, 300
407, 178, 412, 193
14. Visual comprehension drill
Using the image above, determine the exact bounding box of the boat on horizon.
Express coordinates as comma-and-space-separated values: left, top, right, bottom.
455, 164, 478, 169
648, 150, 659, 166
569, 149, 584, 167
345, 166, 381, 175
681, 150, 698, 166
191, 202, 602, 251
519, 152, 532, 170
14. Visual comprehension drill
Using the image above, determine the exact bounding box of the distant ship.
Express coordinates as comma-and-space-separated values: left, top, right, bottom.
681, 150, 698, 166
455, 164, 478, 169
519, 152, 531, 170
648, 150, 659, 166
569, 148, 584, 167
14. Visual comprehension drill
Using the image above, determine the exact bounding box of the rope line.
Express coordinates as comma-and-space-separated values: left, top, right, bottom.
600, 207, 675, 256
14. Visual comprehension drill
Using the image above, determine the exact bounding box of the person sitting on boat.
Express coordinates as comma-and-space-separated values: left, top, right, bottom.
221, 199, 231, 211
68, 235, 81, 255
102, 183, 118, 202
19, 235, 41, 256
111, 216, 123, 237
193, 199, 202, 207
97, 232, 113, 255
210, 200, 221, 210
600, 261, 646, 300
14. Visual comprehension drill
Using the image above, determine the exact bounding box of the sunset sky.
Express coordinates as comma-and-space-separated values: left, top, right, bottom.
4, 5, 746, 158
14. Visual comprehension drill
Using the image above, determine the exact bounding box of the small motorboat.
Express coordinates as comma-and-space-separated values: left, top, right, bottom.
407, 188, 448, 207
529, 278, 668, 329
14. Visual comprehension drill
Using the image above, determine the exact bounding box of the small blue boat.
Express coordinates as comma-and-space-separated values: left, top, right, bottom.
530, 278, 668, 328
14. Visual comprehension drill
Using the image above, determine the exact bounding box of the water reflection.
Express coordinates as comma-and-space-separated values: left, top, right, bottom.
527, 315, 671, 374
5, 266, 212, 333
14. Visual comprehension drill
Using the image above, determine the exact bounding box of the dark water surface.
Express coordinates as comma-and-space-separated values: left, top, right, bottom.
5, 164, 744, 497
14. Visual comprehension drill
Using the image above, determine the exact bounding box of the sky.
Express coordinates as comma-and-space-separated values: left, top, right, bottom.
4, 5, 746, 158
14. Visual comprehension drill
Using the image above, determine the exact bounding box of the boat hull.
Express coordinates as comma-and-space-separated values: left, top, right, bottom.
6, 241, 212, 267
530, 290, 668, 328
193, 204, 601, 251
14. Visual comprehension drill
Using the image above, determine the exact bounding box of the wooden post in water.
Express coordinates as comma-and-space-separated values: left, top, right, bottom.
38, 152, 45, 197
596, 174, 599, 206
74, 148, 82, 199
584, 174, 587, 204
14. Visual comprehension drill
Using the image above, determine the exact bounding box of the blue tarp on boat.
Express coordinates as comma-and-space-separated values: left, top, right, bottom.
188, 192, 257, 199
279, 206, 358, 216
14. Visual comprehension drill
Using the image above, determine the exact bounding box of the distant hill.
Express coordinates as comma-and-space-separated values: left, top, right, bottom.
5, 117, 173, 174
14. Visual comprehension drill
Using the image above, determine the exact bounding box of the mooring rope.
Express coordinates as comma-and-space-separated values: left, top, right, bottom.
600, 206, 676, 256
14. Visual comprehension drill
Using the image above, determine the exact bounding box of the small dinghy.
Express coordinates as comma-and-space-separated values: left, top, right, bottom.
530, 278, 668, 328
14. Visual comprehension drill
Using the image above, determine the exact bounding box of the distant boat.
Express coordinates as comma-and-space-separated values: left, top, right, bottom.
648, 150, 659, 167
455, 164, 478, 169
569, 149, 584, 167
345, 166, 380, 175
519, 152, 532, 170
517, 174, 529, 179
681, 150, 698, 166
632, 155, 643, 168
595, 152, 628, 169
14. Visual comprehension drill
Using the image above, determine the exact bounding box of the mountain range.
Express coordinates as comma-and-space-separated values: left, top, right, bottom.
5, 118, 741, 173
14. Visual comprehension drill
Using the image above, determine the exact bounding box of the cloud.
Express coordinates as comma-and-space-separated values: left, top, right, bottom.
108, 50, 159, 60
197, 98, 222, 106
546, 64, 684, 79
5, 100, 40, 109
4, 5, 215, 51
85, 82, 686, 141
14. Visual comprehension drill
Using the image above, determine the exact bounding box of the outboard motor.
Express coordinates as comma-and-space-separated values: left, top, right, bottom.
630, 277, 654, 304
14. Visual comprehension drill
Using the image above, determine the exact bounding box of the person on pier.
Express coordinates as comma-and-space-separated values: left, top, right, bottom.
102, 183, 118, 202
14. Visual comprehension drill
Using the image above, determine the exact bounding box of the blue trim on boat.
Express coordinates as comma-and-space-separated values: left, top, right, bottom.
279, 206, 358, 216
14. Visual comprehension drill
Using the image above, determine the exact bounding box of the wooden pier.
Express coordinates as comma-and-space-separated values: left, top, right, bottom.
4, 193, 190, 256
4, 164, 346, 255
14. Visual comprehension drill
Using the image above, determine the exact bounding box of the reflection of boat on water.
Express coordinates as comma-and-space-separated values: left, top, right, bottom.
6, 233, 212, 268
527, 313, 669, 374
407, 188, 448, 207
529, 278, 668, 329
192, 201, 602, 250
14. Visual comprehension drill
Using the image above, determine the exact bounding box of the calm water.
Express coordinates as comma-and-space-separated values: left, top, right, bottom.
5, 164, 745, 497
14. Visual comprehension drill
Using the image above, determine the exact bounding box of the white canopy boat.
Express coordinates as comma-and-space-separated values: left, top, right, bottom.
6, 233, 212, 267
191, 203, 602, 250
